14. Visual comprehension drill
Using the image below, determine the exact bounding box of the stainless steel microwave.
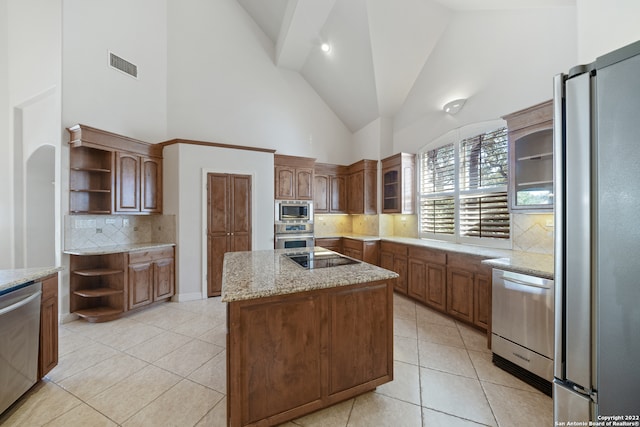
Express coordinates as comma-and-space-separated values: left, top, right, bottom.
275, 200, 313, 223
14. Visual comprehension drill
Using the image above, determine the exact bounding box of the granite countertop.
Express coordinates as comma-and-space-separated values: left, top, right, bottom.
64, 242, 175, 256
316, 234, 554, 279
222, 247, 399, 302
316, 233, 381, 242
0, 266, 63, 296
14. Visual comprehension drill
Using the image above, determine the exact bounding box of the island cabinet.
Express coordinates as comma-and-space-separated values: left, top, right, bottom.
341, 238, 379, 265
68, 124, 163, 215
227, 280, 393, 427
348, 160, 377, 214
127, 247, 175, 310
407, 246, 447, 312
446, 253, 492, 330
381, 153, 415, 214
39, 274, 58, 379
379, 241, 408, 294
313, 163, 348, 213
274, 154, 315, 200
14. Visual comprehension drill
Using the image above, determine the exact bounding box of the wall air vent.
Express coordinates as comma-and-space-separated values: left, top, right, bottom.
109, 51, 138, 78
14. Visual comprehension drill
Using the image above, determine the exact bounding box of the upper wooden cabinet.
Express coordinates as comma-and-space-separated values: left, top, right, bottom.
314, 163, 348, 214
381, 153, 415, 214
68, 124, 163, 214
348, 159, 377, 214
274, 154, 315, 200
502, 100, 553, 212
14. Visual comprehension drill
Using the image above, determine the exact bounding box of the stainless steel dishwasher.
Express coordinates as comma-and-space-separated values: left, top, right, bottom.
0, 282, 42, 414
491, 269, 554, 396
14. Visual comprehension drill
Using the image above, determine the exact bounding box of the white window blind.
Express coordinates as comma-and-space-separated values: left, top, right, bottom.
418, 125, 510, 245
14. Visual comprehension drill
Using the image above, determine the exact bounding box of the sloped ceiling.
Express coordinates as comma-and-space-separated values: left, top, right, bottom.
237, 0, 574, 132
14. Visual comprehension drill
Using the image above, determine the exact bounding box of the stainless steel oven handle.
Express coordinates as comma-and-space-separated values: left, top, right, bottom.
498, 275, 552, 290
0, 290, 42, 316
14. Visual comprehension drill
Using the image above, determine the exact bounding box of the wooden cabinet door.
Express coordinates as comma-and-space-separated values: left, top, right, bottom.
275, 166, 295, 199
408, 257, 427, 302
348, 171, 364, 214
425, 263, 446, 312
230, 175, 252, 252
296, 167, 313, 200
446, 267, 474, 323
141, 156, 162, 213
115, 152, 140, 212
329, 282, 391, 395
330, 175, 346, 213
154, 258, 175, 300
39, 274, 58, 378
473, 273, 491, 330
393, 255, 408, 295
129, 262, 153, 309
313, 174, 329, 212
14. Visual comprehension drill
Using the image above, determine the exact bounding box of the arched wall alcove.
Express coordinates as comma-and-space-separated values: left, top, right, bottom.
25, 144, 55, 267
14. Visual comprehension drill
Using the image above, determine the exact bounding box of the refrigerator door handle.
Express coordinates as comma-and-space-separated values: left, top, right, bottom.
563, 71, 593, 390
553, 73, 565, 379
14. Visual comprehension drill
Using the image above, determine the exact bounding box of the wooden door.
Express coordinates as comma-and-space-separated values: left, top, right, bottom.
275, 166, 295, 199
207, 173, 251, 297
408, 258, 427, 302
141, 156, 162, 213
313, 174, 329, 212
426, 263, 446, 312
115, 152, 140, 212
348, 171, 364, 214
295, 168, 313, 200
446, 267, 474, 323
39, 274, 58, 378
330, 175, 346, 213
473, 273, 491, 330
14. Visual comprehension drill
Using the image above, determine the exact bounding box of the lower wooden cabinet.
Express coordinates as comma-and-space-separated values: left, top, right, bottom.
70, 246, 175, 322
380, 241, 408, 294
315, 237, 343, 253
379, 241, 492, 336
127, 247, 175, 310
342, 238, 379, 265
39, 274, 58, 378
408, 246, 446, 311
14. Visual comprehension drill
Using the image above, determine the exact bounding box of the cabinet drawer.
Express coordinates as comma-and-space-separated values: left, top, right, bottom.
129, 247, 174, 264
408, 246, 446, 264
380, 241, 407, 256
342, 238, 363, 250
447, 253, 490, 274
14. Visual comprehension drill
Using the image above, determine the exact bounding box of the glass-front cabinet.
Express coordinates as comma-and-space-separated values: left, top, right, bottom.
503, 100, 554, 212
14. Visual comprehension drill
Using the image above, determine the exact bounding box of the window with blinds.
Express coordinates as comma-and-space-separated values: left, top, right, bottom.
418, 125, 510, 245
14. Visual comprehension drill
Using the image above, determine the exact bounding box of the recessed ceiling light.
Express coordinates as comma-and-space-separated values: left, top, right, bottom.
321, 43, 332, 53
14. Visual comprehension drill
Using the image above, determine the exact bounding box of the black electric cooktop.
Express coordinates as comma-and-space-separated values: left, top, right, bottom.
285, 250, 360, 269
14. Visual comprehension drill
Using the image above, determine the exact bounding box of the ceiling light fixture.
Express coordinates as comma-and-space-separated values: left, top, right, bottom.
320, 42, 332, 53
443, 98, 467, 115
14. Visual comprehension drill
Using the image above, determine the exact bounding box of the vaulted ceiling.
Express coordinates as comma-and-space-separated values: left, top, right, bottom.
237, 0, 574, 133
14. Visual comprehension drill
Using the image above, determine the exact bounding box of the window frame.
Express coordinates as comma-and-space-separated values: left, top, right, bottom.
417, 120, 512, 249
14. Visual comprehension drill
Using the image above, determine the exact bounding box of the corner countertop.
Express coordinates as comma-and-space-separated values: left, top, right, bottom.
0, 266, 63, 296
63, 242, 175, 256
221, 247, 398, 302
315, 234, 554, 279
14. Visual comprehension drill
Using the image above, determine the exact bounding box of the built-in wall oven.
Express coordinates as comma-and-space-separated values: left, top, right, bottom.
274, 200, 314, 249
274, 223, 315, 249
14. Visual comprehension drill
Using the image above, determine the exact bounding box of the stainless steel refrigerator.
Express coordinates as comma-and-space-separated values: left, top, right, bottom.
554, 39, 640, 422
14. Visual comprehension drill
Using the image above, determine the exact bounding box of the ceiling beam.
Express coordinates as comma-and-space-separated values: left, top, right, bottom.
275, 0, 336, 70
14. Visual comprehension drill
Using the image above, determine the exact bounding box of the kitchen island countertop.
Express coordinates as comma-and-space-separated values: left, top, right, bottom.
0, 266, 63, 295
221, 247, 398, 302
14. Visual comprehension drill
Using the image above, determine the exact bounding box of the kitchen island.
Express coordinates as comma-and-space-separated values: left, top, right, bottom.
222, 248, 398, 427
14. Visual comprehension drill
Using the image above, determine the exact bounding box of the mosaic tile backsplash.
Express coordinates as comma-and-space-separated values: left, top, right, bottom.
511, 213, 554, 254
65, 215, 176, 249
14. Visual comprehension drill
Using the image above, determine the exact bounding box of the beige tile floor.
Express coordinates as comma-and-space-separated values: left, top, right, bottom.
0, 294, 552, 426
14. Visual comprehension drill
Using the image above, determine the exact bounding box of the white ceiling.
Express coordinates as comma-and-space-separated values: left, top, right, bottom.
236, 0, 575, 132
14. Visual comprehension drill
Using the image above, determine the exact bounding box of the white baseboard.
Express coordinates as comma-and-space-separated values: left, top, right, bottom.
60, 312, 79, 324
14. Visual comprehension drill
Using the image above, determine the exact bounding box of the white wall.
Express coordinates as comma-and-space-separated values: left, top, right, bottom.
166, 0, 352, 163
577, 0, 640, 63
393, 7, 577, 154
1, 0, 61, 270
62, 0, 168, 143
163, 143, 274, 301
